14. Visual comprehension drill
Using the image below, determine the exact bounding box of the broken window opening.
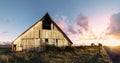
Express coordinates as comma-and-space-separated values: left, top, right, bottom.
45, 39, 48, 44
56, 39, 58, 46
42, 20, 51, 30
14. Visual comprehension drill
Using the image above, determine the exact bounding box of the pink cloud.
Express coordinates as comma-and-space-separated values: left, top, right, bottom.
55, 14, 96, 45
55, 15, 68, 33
68, 24, 78, 34
56, 21, 67, 31
105, 12, 120, 39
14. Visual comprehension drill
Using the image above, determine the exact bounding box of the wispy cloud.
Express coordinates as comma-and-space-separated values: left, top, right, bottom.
68, 14, 96, 40
0, 18, 12, 24
106, 12, 120, 39
55, 14, 96, 45
68, 24, 78, 34
0, 41, 11, 45
55, 15, 68, 32
55, 12, 120, 45
75, 14, 89, 31
1, 31, 9, 34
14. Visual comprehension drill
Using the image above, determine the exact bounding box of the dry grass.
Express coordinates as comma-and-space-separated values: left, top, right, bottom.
0, 46, 112, 63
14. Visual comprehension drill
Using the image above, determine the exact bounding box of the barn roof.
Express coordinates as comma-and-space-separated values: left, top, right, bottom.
12, 12, 73, 44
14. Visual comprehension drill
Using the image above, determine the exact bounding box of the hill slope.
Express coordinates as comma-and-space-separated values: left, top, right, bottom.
0, 46, 112, 63
104, 46, 120, 63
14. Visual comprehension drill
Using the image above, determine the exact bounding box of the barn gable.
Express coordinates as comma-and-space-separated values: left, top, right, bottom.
12, 13, 73, 52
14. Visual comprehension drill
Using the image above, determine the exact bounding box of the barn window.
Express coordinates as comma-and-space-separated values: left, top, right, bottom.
39, 30, 40, 38
45, 39, 48, 44
53, 25, 54, 29
13, 45, 16, 51
42, 20, 51, 30
56, 39, 58, 46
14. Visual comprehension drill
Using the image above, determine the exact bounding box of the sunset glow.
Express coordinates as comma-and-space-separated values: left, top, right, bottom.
73, 40, 120, 46
100, 40, 120, 46
0, 0, 120, 46
90, 12, 111, 36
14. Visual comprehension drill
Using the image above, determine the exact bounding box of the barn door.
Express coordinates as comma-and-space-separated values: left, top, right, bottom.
13, 45, 16, 51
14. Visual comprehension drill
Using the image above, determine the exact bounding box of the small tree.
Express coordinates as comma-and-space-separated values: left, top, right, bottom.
98, 43, 102, 47
91, 43, 95, 46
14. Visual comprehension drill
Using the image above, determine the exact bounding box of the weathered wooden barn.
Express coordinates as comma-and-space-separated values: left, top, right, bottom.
12, 13, 73, 52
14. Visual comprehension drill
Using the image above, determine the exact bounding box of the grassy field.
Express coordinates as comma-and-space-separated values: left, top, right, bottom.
0, 46, 112, 63
0, 45, 11, 54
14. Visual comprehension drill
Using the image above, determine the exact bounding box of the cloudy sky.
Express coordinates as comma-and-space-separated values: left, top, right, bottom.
0, 0, 120, 45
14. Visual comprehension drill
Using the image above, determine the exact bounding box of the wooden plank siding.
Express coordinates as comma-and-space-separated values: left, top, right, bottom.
12, 13, 73, 52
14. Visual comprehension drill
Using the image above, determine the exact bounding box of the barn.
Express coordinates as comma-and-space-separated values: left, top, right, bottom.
12, 13, 73, 52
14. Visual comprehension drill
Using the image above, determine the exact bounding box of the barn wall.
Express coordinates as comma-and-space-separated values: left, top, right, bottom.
13, 18, 71, 52
13, 37, 22, 51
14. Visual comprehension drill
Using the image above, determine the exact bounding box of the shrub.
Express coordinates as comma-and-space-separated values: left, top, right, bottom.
64, 46, 76, 52
46, 45, 61, 52
91, 43, 95, 46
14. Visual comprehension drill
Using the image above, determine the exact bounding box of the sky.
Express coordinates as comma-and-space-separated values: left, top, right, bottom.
0, 0, 120, 45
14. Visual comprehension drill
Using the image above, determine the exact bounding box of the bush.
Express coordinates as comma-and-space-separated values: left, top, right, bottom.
91, 43, 95, 46
64, 46, 76, 51
46, 45, 61, 52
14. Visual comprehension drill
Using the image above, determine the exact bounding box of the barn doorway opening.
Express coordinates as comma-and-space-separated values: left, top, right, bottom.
13, 45, 16, 51
45, 39, 48, 45
56, 39, 58, 46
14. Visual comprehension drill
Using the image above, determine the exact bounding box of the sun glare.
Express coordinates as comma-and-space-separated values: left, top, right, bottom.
100, 40, 120, 46
90, 13, 111, 36
99, 35, 120, 46
89, 13, 120, 46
